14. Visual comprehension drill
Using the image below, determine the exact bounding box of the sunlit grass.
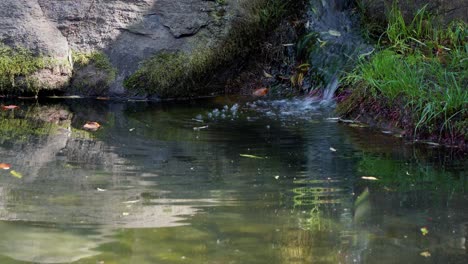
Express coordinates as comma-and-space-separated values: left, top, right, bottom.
342, 3, 467, 139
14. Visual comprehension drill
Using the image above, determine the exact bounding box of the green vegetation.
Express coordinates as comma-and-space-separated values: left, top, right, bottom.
71, 51, 116, 93
124, 0, 302, 98
72, 51, 114, 74
0, 44, 48, 93
339, 4, 467, 142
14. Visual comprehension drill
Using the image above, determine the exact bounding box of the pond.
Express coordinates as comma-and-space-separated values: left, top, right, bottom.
0, 97, 466, 264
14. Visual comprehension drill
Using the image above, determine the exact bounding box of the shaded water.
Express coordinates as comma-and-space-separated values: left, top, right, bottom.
0, 98, 466, 263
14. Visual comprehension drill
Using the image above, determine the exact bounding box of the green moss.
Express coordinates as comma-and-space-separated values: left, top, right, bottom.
0, 44, 49, 93
124, 0, 302, 98
70, 51, 116, 94
72, 51, 116, 83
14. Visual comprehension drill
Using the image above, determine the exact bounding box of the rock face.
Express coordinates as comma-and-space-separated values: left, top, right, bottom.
0, 0, 243, 95
361, 0, 468, 24
0, 0, 72, 89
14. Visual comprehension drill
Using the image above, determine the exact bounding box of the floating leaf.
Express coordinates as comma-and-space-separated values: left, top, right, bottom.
193, 125, 208, 131
83, 121, 101, 131
253, 88, 268, 97
328, 30, 341, 37
0, 163, 11, 170
10, 170, 23, 179
1, 105, 19, 110
361, 176, 379, 181
420, 227, 429, 236
97, 188, 107, 192
122, 212, 130, 216
263, 71, 273, 78
420, 251, 431, 257
240, 154, 264, 159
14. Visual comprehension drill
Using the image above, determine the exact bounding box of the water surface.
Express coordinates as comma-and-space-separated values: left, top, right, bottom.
0, 98, 466, 263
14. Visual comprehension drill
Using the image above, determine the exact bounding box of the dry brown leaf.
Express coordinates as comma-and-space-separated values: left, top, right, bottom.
83, 121, 101, 131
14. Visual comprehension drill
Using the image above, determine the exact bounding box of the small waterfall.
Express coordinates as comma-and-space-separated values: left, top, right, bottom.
306, 0, 371, 100
243, 0, 371, 118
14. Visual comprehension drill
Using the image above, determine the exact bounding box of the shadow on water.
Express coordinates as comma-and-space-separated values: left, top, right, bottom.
0, 98, 466, 263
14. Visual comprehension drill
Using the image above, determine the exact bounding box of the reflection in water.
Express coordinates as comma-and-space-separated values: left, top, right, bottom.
0, 99, 466, 263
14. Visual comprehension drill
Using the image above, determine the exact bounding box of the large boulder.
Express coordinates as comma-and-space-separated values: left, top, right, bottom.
0, 0, 249, 95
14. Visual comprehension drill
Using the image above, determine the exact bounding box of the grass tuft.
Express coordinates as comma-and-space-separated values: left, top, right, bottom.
341, 2, 467, 142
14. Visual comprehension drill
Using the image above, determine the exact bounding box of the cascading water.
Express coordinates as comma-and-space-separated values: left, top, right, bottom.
198, 0, 372, 122
306, 0, 371, 103
247, 0, 371, 118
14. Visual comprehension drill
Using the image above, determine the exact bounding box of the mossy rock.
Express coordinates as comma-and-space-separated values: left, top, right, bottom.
124, 0, 304, 98
68, 51, 116, 96
0, 44, 71, 94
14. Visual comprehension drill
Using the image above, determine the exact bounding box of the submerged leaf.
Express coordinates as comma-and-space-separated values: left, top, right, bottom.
10, 170, 23, 179
240, 154, 264, 159
253, 88, 268, 97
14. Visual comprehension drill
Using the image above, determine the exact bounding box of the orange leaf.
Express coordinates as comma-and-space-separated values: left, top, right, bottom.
83, 121, 101, 131
253, 88, 268, 97
1, 105, 19, 110
0, 163, 11, 170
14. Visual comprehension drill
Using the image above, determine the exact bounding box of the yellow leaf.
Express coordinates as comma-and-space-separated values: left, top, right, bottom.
361, 176, 379, 181
420, 251, 431, 257
420, 227, 429, 236
263, 70, 273, 78
328, 30, 341, 37
10, 170, 23, 179
240, 154, 264, 159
